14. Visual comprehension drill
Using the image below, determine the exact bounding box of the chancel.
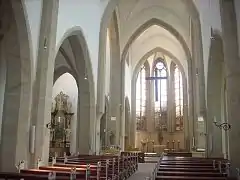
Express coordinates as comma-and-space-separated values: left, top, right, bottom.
0, 0, 240, 180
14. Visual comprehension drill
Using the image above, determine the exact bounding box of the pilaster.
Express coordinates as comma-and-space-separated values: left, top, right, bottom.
30, 0, 58, 166
220, 0, 240, 167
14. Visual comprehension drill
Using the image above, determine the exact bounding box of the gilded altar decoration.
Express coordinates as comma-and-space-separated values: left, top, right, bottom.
49, 91, 74, 157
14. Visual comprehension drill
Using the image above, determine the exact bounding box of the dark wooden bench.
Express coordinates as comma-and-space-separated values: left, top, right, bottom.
154, 154, 236, 180
0, 153, 138, 180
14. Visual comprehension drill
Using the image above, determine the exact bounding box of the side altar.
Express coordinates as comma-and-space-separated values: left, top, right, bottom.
48, 91, 74, 157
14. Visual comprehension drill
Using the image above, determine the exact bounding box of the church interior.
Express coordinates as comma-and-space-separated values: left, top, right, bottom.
0, 0, 240, 179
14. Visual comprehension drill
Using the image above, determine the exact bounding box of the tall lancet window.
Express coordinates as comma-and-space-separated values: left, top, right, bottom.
136, 65, 147, 130
154, 60, 168, 131
174, 65, 184, 131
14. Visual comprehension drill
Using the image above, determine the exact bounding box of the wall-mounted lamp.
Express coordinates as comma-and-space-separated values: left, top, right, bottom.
43, 37, 47, 49
213, 117, 231, 131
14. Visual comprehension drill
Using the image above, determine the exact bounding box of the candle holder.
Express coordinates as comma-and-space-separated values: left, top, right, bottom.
172, 140, 175, 151
177, 140, 180, 151
166, 140, 169, 149
213, 121, 231, 131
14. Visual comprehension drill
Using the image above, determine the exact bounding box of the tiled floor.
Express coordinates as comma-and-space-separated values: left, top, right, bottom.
127, 163, 157, 180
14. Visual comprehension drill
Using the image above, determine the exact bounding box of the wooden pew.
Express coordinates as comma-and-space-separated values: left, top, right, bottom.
155, 154, 235, 180
0, 153, 138, 180
0, 172, 69, 180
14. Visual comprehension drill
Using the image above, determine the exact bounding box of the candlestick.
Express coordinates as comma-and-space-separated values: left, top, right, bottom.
192, 137, 195, 147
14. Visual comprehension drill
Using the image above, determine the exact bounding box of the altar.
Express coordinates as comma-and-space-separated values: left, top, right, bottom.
153, 144, 166, 153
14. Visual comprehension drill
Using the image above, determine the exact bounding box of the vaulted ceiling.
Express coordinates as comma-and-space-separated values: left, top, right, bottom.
116, 0, 194, 74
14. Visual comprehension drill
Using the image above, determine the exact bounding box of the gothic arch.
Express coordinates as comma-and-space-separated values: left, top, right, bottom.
132, 47, 187, 83
53, 65, 76, 83
131, 48, 189, 149
99, 0, 204, 149
97, 1, 119, 114
121, 18, 191, 62
53, 29, 96, 154
0, 0, 33, 171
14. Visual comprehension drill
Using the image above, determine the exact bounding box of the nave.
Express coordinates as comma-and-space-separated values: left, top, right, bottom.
1, 0, 240, 178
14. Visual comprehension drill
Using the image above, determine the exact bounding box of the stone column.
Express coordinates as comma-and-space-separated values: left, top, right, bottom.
220, 0, 240, 167
120, 59, 125, 150
30, 0, 58, 166
108, 20, 121, 147
77, 80, 92, 154
169, 66, 175, 133
131, 75, 137, 146
0, 43, 6, 143
146, 64, 152, 132
149, 68, 155, 133
190, 20, 199, 150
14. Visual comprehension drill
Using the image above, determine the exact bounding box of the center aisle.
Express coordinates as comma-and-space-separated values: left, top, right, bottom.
127, 163, 157, 180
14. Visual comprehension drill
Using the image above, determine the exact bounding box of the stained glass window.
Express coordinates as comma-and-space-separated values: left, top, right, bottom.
136, 65, 147, 130
174, 65, 184, 131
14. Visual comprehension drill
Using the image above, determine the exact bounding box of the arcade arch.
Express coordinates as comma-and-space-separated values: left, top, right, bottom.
53, 33, 95, 155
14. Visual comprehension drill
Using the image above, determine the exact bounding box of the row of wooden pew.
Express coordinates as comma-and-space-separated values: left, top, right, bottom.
0, 152, 138, 179
151, 153, 237, 180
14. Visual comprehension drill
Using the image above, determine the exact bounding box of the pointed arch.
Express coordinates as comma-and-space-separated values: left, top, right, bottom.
53, 28, 96, 154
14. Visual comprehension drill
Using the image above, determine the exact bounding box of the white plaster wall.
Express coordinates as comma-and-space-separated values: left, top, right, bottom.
105, 29, 111, 96
52, 73, 78, 153
56, 0, 108, 100
234, 0, 240, 57
22, 0, 42, 76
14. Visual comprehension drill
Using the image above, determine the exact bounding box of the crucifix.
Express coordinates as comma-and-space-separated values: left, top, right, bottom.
145, 76, 167, 101
145, 66, 168, 130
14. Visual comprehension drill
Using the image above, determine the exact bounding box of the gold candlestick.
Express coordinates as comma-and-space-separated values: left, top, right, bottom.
167, 140, 170, 149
